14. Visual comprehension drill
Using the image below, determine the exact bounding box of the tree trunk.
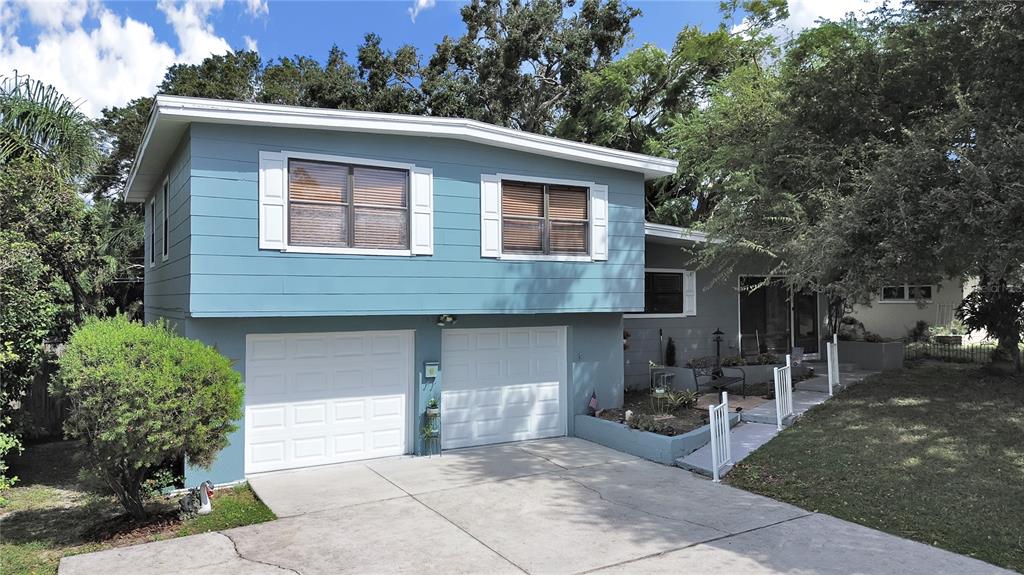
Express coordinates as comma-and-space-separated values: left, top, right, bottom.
104, 470, 148, 520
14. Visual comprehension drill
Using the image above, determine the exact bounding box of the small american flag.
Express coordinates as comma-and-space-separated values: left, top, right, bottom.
588, 391, 599, 412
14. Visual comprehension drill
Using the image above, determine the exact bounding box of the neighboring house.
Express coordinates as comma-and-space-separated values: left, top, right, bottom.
126, 95, 677, 484
624, 223, 971, 389
847, 279, 967, 340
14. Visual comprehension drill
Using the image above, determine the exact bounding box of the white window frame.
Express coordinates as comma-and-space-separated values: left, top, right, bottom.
161, 176, 169, 262
624, 267, 695, 318
495, 173, 596, 262
281, 150, 417, 257
148, 196, 156, 268
878, 284, 935, 304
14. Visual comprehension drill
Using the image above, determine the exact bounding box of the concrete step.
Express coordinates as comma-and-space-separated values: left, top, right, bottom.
676, 422, 779, 478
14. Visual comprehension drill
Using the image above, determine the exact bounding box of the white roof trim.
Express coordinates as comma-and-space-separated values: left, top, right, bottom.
123, 95, 679, 201
644, 222, 715, 244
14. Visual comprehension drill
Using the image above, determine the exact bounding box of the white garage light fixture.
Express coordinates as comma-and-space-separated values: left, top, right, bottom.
436, 314, 458, 327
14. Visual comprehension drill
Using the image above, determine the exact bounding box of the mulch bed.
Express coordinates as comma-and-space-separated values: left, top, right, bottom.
596, 389, 708, 436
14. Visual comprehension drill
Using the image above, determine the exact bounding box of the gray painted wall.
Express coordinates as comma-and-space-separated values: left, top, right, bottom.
624, 242, 742, 389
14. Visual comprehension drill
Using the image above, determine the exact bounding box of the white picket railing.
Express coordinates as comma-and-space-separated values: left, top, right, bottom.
826, 333, 839, 397
708, 392, 732, 482
773, 354, 794, 431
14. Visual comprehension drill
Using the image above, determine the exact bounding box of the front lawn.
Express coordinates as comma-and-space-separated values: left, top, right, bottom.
727, 364, 1024, 572
0, 441, 276, 575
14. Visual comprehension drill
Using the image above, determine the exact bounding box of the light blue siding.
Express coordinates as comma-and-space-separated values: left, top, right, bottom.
186, 123, 646, 317
143, 134, 191, 322
181, 313, 624, 486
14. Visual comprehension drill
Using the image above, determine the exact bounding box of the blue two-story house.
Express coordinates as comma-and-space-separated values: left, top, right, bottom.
125, 95, 678, 485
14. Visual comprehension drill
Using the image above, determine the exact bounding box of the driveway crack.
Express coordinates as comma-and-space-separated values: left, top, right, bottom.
217, 531, 302, 574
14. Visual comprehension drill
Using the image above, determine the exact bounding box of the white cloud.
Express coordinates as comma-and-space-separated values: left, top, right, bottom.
243, 34, 258, 52
0, 0, 236, 117
733, 0, 885, 40
408, 0, 435, 23
156, 0, 231, 63
244, 0, 268, 18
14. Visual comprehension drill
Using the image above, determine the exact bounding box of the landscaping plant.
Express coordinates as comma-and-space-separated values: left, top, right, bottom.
54, 316, 243, 520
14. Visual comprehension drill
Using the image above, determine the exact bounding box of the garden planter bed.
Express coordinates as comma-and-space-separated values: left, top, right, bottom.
839, 340, 905, 371
574, 411, 741, 465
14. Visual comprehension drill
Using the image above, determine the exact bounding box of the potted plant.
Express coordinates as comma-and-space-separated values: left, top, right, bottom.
425, 397, 440, 416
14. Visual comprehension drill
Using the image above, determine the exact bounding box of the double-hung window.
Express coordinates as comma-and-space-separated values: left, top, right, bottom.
501, 180, 589, 255
624, 268, 697, 317
161, 179, 169, 260
288, 159, 409, 250
149, 197, 155, 267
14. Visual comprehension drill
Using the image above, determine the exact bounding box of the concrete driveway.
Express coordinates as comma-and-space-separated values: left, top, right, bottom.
60, 438, 1011, 575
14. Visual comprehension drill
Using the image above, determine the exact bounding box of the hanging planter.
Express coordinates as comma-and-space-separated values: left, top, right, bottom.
425, 397, 440, 417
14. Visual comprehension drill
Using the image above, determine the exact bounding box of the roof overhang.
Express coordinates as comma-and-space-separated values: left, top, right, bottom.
123, 95, 680, 202
644, 222, 716, 245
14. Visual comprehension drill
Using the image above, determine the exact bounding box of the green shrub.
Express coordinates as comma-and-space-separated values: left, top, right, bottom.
54, 316, 243, 520
908, 320, 931, 342
752, 352, 778, 365
720, 355, 746, 367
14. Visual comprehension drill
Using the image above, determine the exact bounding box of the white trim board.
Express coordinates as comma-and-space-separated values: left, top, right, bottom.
124, 95, 679, 202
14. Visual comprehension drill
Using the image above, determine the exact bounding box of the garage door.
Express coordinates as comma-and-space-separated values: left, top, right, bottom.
245, 331, 413, 474
441, 326, 567, 449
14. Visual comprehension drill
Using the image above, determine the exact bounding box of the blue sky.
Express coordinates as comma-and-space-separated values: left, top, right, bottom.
0, 0, 876, 117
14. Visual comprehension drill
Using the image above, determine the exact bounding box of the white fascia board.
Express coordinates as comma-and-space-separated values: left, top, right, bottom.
644, 222, 718, 244
123, 96, 678, 201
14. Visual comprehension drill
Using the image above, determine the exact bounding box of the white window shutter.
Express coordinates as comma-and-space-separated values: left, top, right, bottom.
409, 166, 434, 255
258, 151, 286, 250
590, 184, 609, 261
683, 270, 697, 316
480, 174, 501, 258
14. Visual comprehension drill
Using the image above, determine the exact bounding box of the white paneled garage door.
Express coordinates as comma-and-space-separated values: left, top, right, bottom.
245, 331, 413, 474
441, 326, 567, 450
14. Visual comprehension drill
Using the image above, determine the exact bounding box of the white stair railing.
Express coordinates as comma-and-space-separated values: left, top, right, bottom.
709, 392, 732, 482
826, 333, 839, 397
773, 354, 794, 431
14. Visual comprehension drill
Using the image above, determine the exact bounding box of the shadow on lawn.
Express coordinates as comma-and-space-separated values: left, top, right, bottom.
727, 363, 1024, 572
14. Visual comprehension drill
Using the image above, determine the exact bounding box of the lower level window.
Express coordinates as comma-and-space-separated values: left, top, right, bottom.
645, 272, 684, 314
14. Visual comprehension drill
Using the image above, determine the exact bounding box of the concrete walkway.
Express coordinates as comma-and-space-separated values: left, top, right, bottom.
676, 421, 778, 476
682, 367, 882, 477
60, 438, 1011, 575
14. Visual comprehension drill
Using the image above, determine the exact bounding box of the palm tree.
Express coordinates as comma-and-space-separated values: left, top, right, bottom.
0, 71, 100, 176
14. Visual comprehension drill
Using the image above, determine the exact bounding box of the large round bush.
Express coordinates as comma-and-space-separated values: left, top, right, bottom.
55, 316, 243, 519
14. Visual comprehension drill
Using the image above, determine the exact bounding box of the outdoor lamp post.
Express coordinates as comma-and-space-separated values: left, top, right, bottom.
713, 328, 724, 374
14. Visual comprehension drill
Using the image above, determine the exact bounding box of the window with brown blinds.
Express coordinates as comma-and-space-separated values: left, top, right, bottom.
501, 180, 589, 255
288, 159, 409, 250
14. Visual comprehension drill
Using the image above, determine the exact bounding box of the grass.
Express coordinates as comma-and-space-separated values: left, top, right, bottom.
726, 363, 1024, 572
0, 441, 276, 575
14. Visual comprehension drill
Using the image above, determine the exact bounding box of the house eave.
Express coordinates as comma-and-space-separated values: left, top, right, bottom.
123, 95, 680, 202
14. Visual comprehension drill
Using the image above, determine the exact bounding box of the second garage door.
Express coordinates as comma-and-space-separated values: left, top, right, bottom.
441, 326, 567, 449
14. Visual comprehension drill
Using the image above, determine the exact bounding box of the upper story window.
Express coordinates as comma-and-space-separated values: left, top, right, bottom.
880, 284, 933, 302
149, 197, 155, 267
480, 173, 608, 261
161, 179, 169, 261
259, 151, 433, 256
501, 180, 589, 256
288, 159, 409, 250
